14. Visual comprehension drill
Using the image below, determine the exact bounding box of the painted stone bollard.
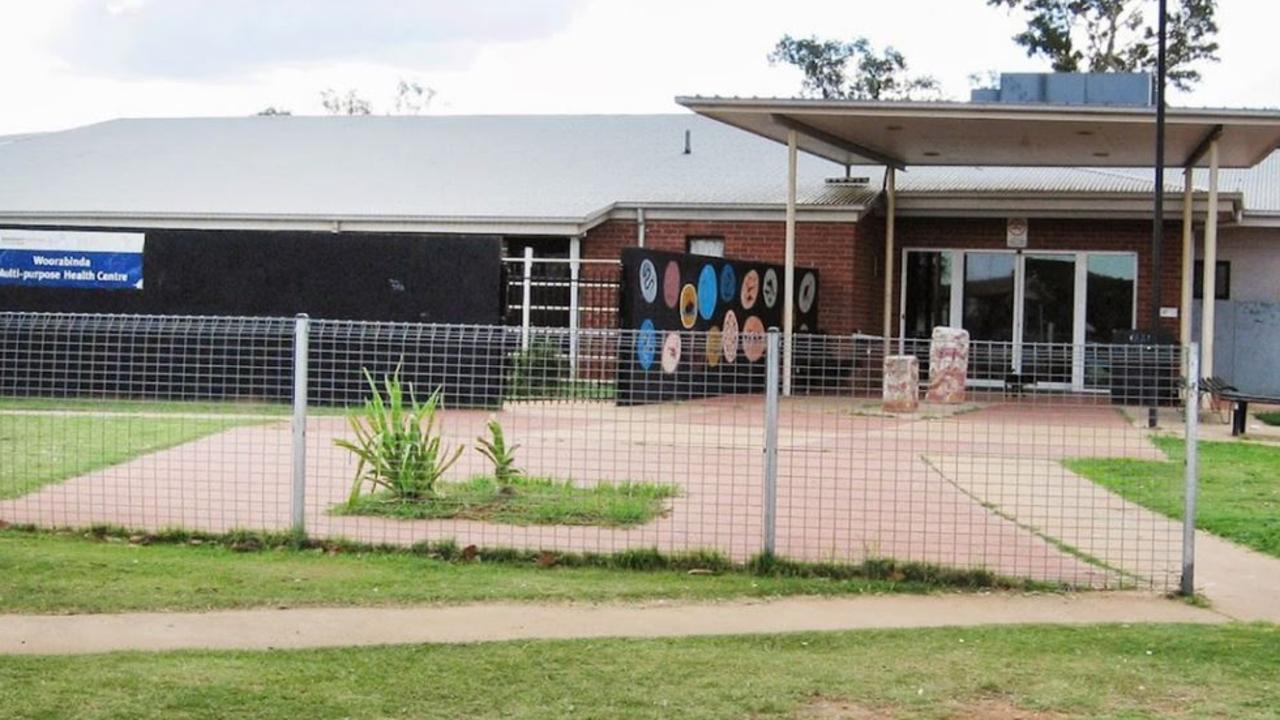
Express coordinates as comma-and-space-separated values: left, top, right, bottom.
927, 326, 970, 404
882, 355, 919, 413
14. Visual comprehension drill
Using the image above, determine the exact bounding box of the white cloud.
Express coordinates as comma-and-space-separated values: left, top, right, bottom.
50, 0, 583, 79
0, 0, 1276, 135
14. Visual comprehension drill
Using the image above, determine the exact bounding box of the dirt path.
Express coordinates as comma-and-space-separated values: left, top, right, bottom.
0, 592, 1223, 656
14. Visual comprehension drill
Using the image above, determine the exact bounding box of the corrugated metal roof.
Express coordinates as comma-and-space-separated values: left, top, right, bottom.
0, 114, 857, 222
0, 113, 1275, 222
891, 165, 1187, 195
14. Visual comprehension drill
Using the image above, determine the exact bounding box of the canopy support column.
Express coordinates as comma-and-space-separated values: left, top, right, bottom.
882, 167, 897, 353
1179, 168, 1194, 363
783, 129, 797, 397
1200, 139, 1220, 381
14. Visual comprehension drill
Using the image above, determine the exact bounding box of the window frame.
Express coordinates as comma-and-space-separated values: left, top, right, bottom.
685, 236, 725, 258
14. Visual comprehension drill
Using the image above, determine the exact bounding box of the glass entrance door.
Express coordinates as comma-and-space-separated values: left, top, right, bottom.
901, 248, 1137, 391
1019, 254, 1077, 385
962, 252, 1016, 381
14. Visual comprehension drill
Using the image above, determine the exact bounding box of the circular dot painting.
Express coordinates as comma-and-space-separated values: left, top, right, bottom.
704, 326, 722, 367
798, 271, 816, 314
761, 269, 779, 309
662, 260, 681, 309
661, 331, 682, 374
635, 319, 657, 370
697, 264, 718, 321
721, 309, 739, 363
740, 270, 759, 310
639, 259, 658, 304
718, 264, 737, 303
742, 315, 766, 362
678, 284, 698, 329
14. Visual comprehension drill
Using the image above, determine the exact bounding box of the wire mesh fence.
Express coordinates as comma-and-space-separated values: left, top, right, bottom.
0, 311, 1194, 590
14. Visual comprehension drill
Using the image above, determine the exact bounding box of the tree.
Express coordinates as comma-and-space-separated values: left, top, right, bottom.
320, 88, 373, 115
987, 0, 1219, 91
254, 106, 291, 116
768, 35, 942, 101
393, 79, 436, 115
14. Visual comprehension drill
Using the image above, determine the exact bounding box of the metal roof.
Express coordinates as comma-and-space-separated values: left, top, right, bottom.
676, 96, 1280, 170
0, 114, 863, 227
0, 112, 1276, 228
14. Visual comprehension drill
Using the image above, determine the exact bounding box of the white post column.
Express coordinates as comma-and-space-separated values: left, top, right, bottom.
1179, 167, 1194, 355
521, 246, 534, 351
568, 235, 581, 379
783, 129, 797, 397
1200, 139, 1219, 380
883, 167, 897, 353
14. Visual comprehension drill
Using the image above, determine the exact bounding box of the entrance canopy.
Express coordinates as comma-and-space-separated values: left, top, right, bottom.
676, 96, 1280, 395
675, 97, 1280, 169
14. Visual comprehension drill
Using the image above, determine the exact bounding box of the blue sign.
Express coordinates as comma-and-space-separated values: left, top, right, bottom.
0, 230, 144, 291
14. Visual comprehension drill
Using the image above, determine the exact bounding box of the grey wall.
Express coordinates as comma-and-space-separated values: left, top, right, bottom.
1194, 300, 1280, 395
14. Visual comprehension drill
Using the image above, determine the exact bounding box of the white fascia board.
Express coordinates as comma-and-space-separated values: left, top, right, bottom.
1235, 213, 1280, 228
893, 193, 1239, 219
0, 213, 585, 236
600, 204, 866, 224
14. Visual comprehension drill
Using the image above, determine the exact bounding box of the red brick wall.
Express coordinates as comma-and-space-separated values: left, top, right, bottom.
583, 215, 1184, 339
884, 217, 1182, 338
583, 218, 861, 334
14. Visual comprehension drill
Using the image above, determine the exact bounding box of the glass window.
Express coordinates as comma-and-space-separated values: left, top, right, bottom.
687, 237, 725, 257
903, 251, 952, 339
963, 253, 1016, 342
1193, 260, 1230, 300
1085, 254, 1136, 343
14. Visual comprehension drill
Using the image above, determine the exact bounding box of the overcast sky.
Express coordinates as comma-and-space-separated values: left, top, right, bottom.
1, 0, 1276, 135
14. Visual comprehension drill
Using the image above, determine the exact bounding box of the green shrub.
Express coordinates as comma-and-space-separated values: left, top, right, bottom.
476, 418, 522, 491
509, 339, 568, 398
335, 368, 462, 505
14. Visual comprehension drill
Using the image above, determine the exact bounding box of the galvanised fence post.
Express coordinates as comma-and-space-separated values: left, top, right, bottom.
762, 328, 781, 556
291, 313, 310, 536
1181, 342, 1200, 597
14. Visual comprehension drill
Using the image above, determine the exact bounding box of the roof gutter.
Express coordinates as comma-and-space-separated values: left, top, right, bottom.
0, 211, 590, 237
890, 190, 1241, 219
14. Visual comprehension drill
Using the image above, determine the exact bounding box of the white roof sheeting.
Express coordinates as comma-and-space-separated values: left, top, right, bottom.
0, 113, 1276, 226
0, 115, 861, 224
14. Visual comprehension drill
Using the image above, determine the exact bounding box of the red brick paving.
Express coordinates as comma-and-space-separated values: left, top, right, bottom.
0, 399, 1176, 588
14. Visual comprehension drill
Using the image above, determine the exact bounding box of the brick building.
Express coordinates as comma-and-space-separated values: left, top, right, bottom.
2, 82, 1279, 392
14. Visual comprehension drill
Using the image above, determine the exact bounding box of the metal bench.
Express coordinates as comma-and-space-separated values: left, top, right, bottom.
1201, 376, 1280, 436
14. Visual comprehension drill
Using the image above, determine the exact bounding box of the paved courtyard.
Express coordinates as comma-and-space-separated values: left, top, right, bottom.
0, 397, 1181, 588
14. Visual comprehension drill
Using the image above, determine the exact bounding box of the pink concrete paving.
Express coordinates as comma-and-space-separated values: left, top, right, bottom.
0, 398, 1176, 588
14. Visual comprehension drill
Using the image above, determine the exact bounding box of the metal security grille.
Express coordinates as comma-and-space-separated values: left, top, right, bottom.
502, 255, 622, 331
0, 312, 1198, 591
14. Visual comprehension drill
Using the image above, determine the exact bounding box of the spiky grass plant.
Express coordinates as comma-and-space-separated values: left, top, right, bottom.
335, 368, 462, 506
475, 418, 522, 492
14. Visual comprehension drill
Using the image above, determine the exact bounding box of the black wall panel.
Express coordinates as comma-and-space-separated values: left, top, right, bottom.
0, 227, 503, 323
0, 227, 509, 408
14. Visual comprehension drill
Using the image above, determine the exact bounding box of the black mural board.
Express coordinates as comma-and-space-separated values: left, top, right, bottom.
0, 228, 509, 407
616, 247, 819, 405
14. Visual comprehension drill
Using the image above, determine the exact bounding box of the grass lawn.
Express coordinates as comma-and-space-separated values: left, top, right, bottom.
336, 475, 676, 527
1067, 437, 1280, 557
0, 397, 347, 416
0, 413, 255, 499
0, 528, 1010, 614
1257, 411, 1280, 427
1, 623, 1277, 718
